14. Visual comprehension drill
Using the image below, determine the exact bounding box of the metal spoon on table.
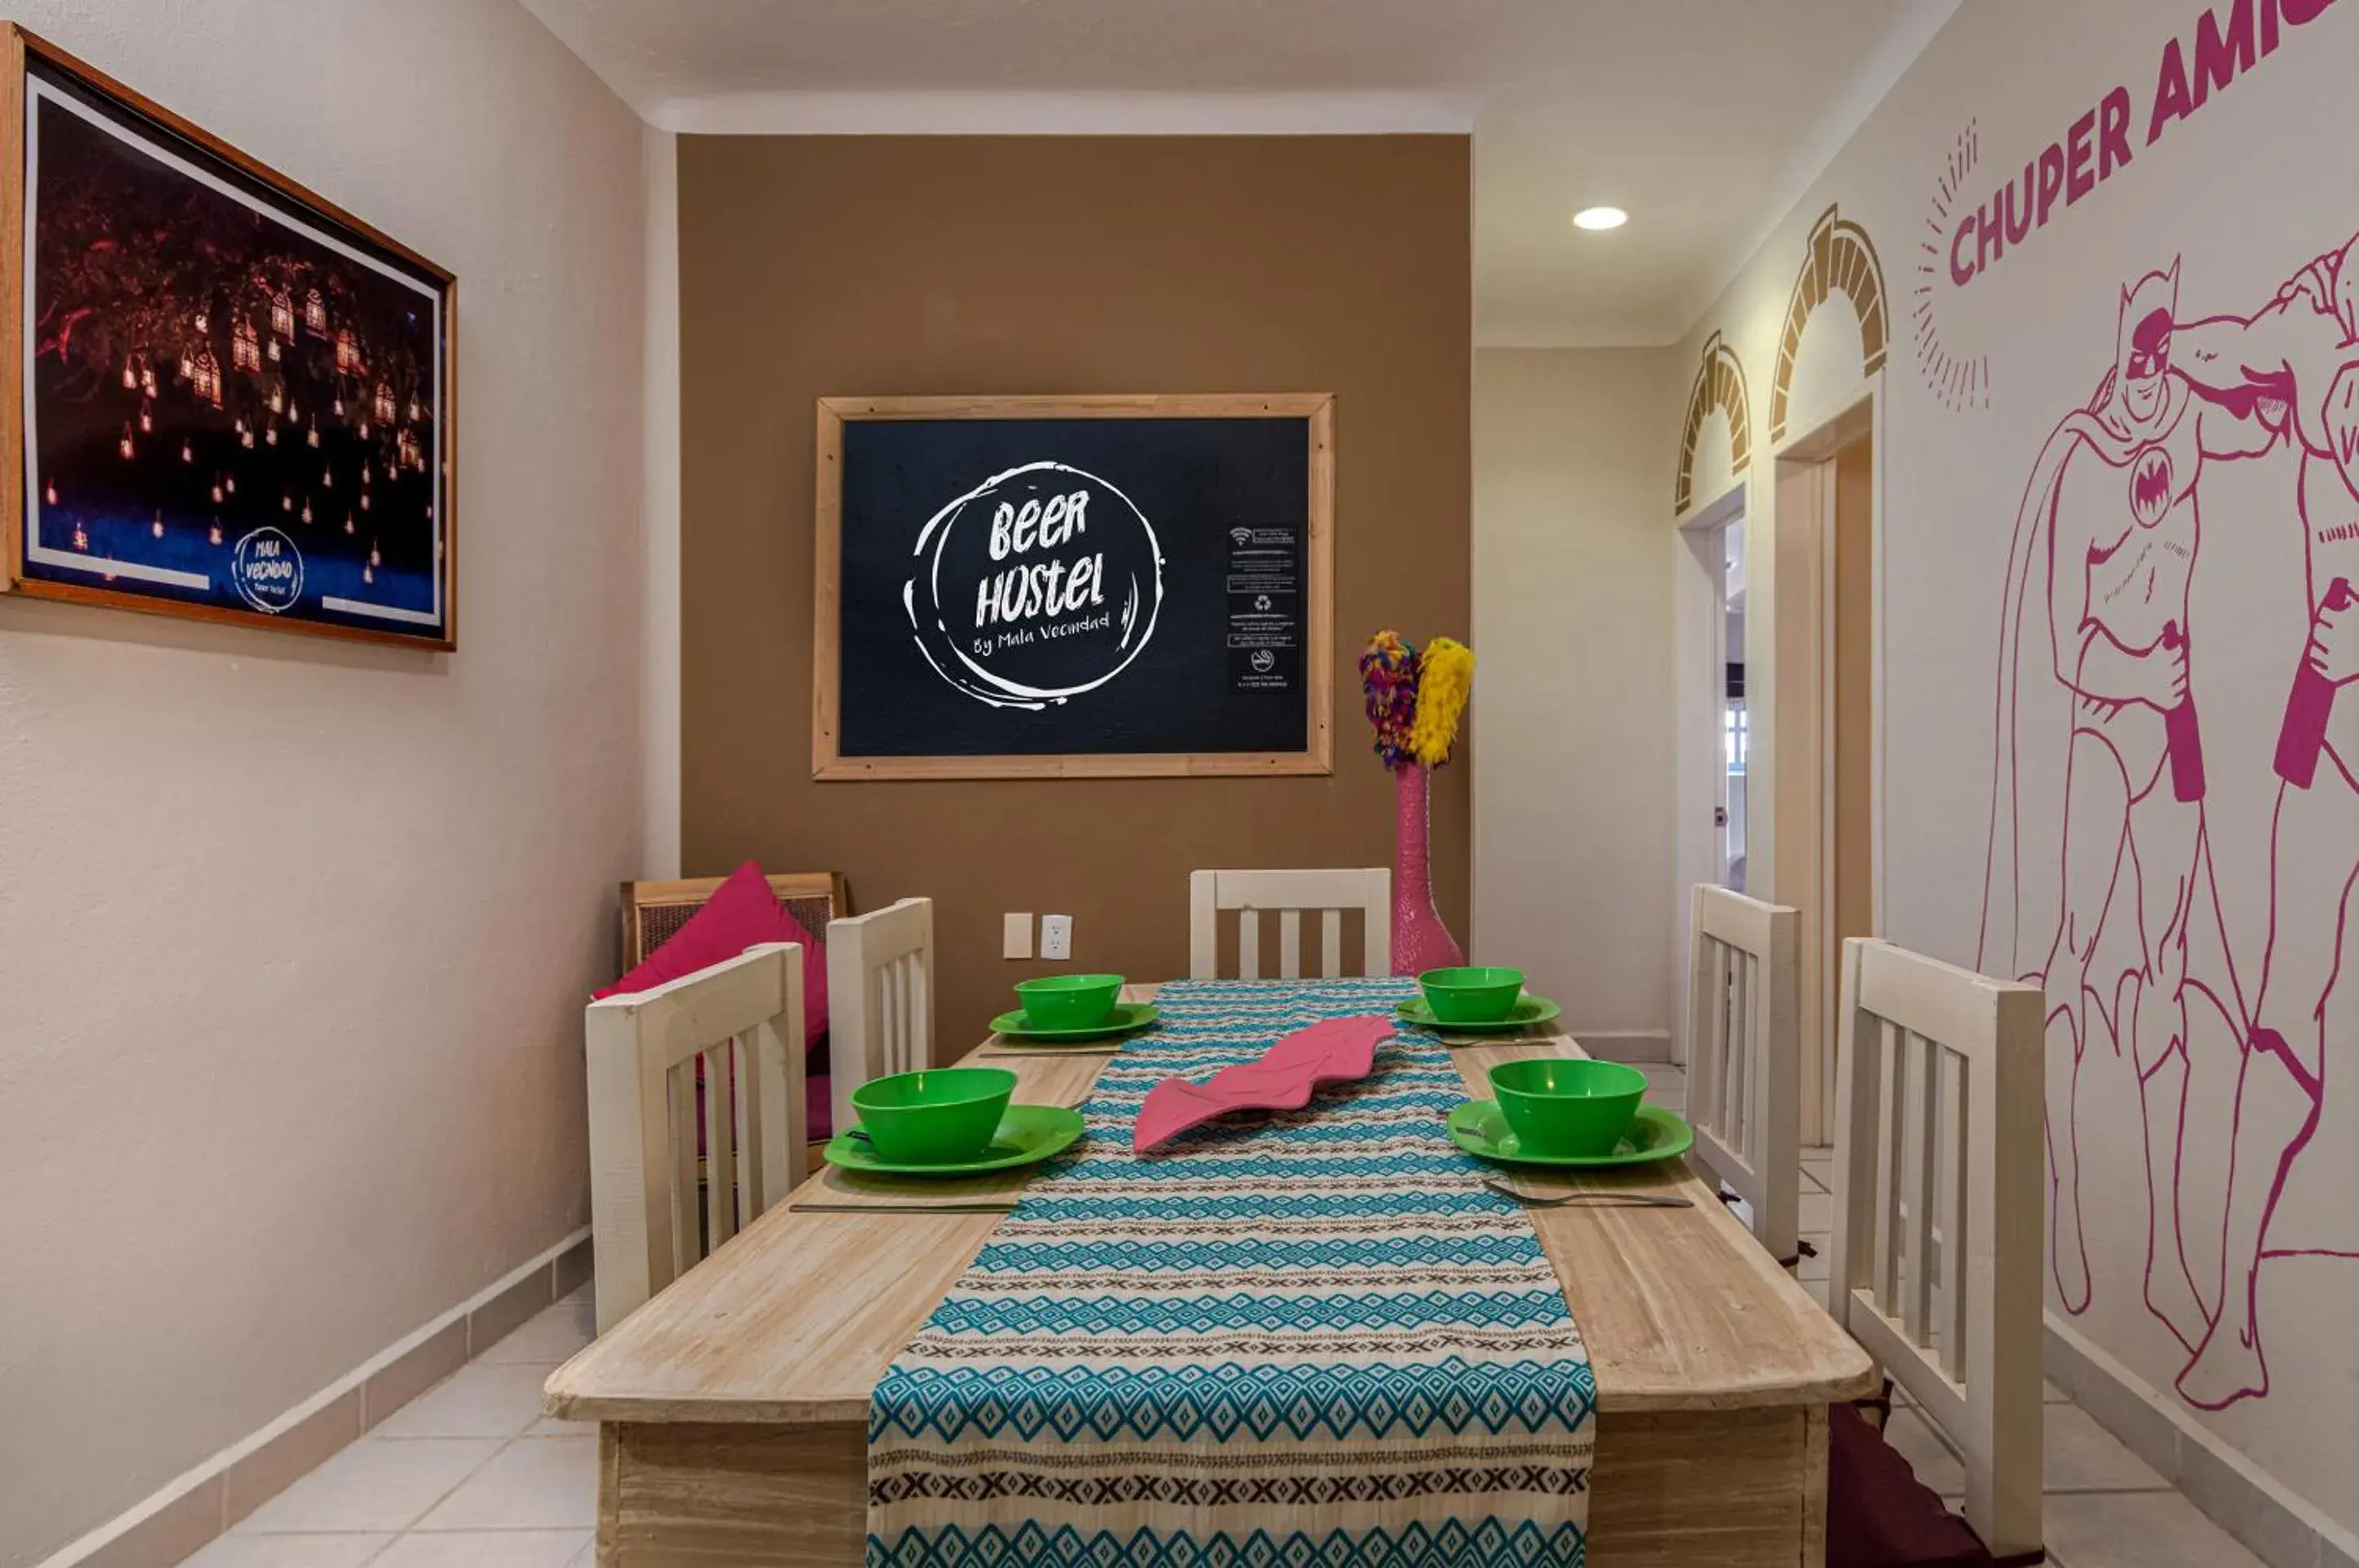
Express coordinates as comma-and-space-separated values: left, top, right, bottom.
1482, 1178, 1693, 1210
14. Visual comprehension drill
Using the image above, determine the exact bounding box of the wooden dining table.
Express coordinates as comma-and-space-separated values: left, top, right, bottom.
546, 982, 1876, 1567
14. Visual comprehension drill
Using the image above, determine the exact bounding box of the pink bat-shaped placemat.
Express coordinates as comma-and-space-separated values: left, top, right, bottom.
1132, 1014, 1396, 1153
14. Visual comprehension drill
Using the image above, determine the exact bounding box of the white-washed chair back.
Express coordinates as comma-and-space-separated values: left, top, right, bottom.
1188, 868, 1391, 980
1827, 937, 2045, 1561
825, 896, 935, 1135
585, 943, 807, 1335
1685, 884, 1802, 1265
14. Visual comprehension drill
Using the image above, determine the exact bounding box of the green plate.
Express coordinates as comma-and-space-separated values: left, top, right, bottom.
1445, 1100, 1694, 1168
823, 1103, 1085, 1178
1396, 995, 1562, 1032
987, 1001, 1161, 1043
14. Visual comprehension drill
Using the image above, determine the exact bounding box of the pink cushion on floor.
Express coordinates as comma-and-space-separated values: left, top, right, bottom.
596, 860, 828, 1046
1826, 1402, 1996, 1567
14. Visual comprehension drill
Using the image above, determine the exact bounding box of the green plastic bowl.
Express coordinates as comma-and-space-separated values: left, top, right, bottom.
1014, 973, 1124, 1030
1419, 965, 1527, 1024
1489, 1058, 1647, 1157
850, 1067, 1017, 1164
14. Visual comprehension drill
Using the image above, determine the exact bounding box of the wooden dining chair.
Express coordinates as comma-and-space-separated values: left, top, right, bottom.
585, 942, 808, 1335
1188, 868, 1391, 980
1825, 937, 2046, 1566
824, 896, 935, 1137
1684, 883, 1803, 1267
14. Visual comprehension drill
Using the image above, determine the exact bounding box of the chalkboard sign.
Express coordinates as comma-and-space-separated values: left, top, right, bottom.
813, 395, 1333, 780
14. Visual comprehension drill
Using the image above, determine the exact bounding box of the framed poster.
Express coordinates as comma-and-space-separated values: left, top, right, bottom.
2, 27, 456, 649
814, 394, 1333, 781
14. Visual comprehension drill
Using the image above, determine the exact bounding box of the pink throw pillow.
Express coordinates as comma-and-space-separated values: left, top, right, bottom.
597, 860, 829, 1048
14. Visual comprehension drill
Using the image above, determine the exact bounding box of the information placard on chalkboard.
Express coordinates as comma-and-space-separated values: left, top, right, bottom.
813, 394, 1333, 780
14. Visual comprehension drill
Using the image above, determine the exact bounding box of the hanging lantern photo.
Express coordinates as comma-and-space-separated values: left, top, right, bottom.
303, 287, 327, 334
373, 381, 396, 425
269, 289, 294, 340
118, 424, 134, 460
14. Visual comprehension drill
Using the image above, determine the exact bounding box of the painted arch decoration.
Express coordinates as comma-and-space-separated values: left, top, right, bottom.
1673, 331, 1752, 517
1768, 203, 1890, 444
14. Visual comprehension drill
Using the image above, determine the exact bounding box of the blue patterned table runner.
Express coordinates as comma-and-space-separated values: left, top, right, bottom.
867, 978, 1598, 1567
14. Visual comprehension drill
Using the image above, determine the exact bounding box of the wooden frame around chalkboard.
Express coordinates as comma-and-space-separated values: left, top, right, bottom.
813, 393, 1333, 781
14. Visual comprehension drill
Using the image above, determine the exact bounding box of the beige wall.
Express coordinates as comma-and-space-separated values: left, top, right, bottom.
676, 134, 1472, 1042
1472, 348, 1680, 1039
0, 3, 647, 1560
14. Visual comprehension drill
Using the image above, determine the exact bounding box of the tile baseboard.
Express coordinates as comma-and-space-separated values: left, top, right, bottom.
1570, 1028, 1676, 1063
2044, 1312, 2357, 1568
38, 1230, 591, 1568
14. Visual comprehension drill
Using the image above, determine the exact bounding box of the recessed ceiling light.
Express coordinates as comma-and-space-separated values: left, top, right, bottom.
1572, 207, 1629, 232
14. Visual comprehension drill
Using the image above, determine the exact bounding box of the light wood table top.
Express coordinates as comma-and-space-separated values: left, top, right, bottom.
548, 984, 1874, 1426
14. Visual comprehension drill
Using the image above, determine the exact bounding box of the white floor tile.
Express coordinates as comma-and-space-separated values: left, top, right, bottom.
2044, 1402, 2172, 1493
1882, 1407, 1966, 1497
414, 1436, 597, 1531
2044, 1490, 2272, 1568
372, 1529, 591, 1568
375, 1361, 562, 1440
1800, 1164, 1829, 1194
235, 1437, 502, 1535
183, 1534, 394, 1568
1796, 1233, 1829, 1282
1799, 1189, 1833, 1233
524, 1413, 594, 1437
478, 1297, 594, 1365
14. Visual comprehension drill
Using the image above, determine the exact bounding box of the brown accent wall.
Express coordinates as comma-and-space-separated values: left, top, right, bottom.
677, 135, 1472, 1052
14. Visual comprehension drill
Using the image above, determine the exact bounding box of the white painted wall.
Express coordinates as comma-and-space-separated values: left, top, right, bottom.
1669, 0, 2359, 1551
0, 3, 647, 1561
1473, 347, 1681, 1042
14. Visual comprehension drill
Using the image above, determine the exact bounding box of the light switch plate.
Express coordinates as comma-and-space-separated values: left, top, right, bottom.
1040, 913, 1074, 960
1002, 912, 1034, 960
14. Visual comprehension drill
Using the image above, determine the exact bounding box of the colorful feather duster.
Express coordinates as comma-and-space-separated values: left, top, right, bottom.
1358, 630, 1421, 769
1408, 637, 1475, 767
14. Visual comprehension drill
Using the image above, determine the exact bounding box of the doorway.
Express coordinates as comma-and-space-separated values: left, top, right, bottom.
1674, 485, 1746, 1069
1771, 397, 1878, 1145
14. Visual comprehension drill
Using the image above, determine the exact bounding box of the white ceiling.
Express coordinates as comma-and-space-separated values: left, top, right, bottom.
518, 0, 1960, 346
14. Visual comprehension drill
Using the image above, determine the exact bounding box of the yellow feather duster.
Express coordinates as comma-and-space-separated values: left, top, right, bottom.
1408, 637, 1474, 766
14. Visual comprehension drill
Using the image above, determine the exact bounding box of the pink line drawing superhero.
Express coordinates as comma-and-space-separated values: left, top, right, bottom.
1979, 260, 2279, 1357
2165, 230, 2359, 1409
